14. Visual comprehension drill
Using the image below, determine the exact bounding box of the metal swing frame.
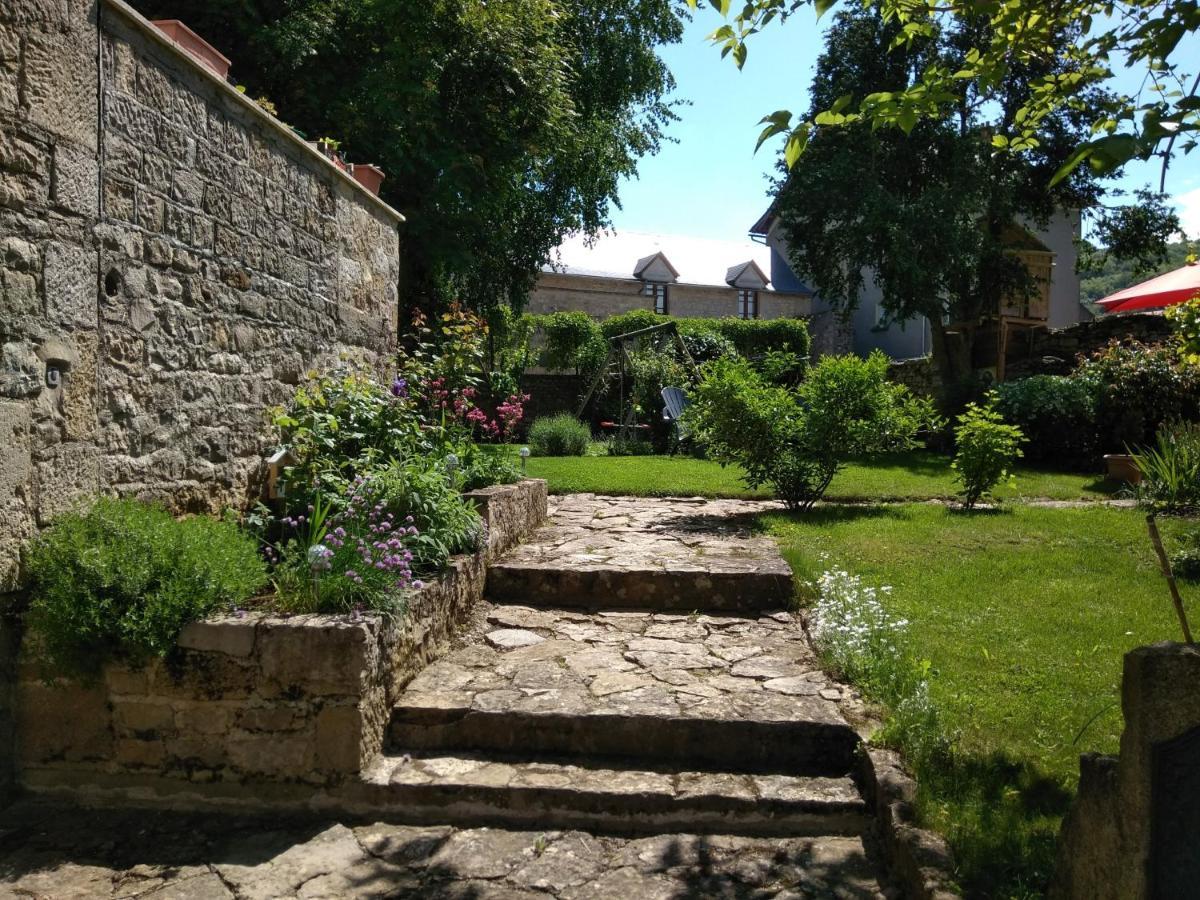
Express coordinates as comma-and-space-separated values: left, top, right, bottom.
575, 321, 699, 442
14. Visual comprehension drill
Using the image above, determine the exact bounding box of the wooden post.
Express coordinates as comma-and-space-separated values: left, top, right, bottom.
1147, 514, 1195, 644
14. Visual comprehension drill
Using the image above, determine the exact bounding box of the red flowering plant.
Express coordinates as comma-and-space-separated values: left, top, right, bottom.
399, 304, 529, 446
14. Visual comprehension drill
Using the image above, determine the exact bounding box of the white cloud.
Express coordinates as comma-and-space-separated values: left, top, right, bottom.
1176, 187, 1200, 240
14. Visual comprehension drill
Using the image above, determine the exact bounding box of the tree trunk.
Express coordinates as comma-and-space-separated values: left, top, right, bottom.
928, 319, 977, 413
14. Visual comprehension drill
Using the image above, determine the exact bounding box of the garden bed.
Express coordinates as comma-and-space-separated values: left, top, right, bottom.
13, 479, 546, 801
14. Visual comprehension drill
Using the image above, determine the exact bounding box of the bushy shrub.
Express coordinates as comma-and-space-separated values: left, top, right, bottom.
26, 499, 267, 676
712, 316, 811, 366
1171, 526, 1200, 581
371, 462, 484, 570
994, 375, 1099, 465
688, 352, 936, 509
951, 396, 1026, 508
1076, 339, 1200, 452
274, 370, 423, 497
535, 311, 607, 377
1132, 420, 1200, 513
460, 448, 522, 492
529, 414, 591, 456
675, 319, 736, 363
605, 435, 655, 456
601, 309, 662, 340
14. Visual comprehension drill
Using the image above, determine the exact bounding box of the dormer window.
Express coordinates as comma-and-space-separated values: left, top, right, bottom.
644, 281, 669, 314
737, 288, 758, 319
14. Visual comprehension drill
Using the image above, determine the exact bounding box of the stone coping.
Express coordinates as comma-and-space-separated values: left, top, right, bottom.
101, 0, 406, 225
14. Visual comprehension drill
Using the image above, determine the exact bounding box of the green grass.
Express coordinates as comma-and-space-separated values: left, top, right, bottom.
519, 448, 1119, 503
764, 504, 1193, 898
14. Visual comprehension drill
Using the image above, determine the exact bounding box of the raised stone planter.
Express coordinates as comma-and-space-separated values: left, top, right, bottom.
14, 479, 546, 802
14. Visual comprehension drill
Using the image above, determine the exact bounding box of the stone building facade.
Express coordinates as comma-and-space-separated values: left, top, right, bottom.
0, 0, 403, 593
529, 230, 812, 323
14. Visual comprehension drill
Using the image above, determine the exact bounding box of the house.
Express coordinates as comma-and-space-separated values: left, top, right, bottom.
529, 230, 812, 322
748, 207, 1089, 362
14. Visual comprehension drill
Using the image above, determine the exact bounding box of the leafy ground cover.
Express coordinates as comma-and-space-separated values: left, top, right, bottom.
515, 448, 1119, 503
765, 503, 1191, 898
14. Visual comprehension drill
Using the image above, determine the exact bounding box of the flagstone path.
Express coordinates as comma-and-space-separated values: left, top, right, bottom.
0, 494, 894, 898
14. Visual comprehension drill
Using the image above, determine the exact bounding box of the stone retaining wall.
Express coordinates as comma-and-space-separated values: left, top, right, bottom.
1, 0, 403, 593
14, 479, 546, 799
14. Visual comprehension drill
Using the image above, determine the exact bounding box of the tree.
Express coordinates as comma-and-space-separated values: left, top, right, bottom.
133, 0, 683, 313
689, 0, 1199, 189
769, 8, 1109, 389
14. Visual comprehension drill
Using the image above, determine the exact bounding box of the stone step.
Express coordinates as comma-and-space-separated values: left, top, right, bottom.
487, 560, 794, 611
357, 753, 870, 837
387, 605, 863, 775
486, 494, 794, 611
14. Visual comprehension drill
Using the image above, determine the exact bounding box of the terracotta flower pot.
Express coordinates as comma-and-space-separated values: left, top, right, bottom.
151, 20, 231, 79
1104, 454, 1142, 485
352, 164, 385, 195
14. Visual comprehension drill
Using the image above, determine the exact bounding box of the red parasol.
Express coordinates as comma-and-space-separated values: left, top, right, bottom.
1097, 261, 1200, 313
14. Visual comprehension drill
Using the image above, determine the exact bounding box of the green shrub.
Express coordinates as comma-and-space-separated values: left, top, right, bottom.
994, 375, 1099, 465
529, 414, 591, 456
688, 352, 936, 509
535, 311, 607, 377
675, 319, 736, 363
1171, 526, 1200, 581
1076, 339, 1200, 453
951, 397, 1026, 509
369, 462, 483, 570
26, 498, 267, 677
605, 435, 655, 456
601, 309, 662, 340
460, 447, 522, 491
712, 316, 811, 365
273, 369, 423, 499
1132, 421, 1200, 513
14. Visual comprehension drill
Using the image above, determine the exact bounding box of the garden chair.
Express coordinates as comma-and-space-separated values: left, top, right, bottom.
661, 386, 690, 447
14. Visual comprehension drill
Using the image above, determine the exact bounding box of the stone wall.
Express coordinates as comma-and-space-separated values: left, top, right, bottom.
1050, 642, 1200, 899
15, 479, 546, 799
0, 0, 403, 593
996, 312, 1171, 381
886, 313, 1173, 399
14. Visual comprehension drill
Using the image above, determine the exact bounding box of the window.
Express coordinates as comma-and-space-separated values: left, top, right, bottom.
737, 288, 758, 320
643, 281, 668, 314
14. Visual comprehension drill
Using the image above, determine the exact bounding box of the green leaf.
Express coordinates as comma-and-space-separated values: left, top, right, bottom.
814, 0, 837, 19
897, 107, 918, 134
733, 41, 747, 69
784, 123, 810, 168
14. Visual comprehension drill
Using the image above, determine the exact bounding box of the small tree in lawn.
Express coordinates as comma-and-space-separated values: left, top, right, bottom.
688, 351, 938, 510
952, 396, 1027, 509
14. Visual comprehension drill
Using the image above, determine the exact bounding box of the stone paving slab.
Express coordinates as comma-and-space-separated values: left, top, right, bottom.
389, 606, 863, 774
487, 495, 793, 611
354, 752, 868, 837
0, 801, 889, 898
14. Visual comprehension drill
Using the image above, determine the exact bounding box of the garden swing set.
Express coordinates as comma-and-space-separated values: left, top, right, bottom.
575, 321, 699, 443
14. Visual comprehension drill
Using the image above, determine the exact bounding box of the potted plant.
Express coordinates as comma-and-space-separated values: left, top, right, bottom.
351, 164, 385, 195
1103, 453, 1142, 485
314, 137, 348, 172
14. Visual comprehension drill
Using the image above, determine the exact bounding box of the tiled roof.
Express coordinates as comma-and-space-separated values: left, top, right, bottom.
544, 230, 779, 290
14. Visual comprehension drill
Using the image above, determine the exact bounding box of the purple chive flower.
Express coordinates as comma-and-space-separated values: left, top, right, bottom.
391, 378, 408, 399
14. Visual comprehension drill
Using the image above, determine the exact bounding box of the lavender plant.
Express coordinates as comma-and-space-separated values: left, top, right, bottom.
270, 477, 425, 615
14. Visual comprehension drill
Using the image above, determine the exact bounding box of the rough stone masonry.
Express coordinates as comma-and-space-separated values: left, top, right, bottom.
0, 0, 403, 596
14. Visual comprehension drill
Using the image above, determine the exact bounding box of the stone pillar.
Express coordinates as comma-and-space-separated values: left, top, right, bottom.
1050, 642, 1200, 899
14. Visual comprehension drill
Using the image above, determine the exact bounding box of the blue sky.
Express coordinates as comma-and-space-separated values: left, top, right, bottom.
610, 9, 1200, 244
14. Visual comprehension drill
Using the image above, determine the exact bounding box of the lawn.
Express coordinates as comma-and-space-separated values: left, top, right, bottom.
520, 448, 1120, 503
764, 503, 1192, 898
